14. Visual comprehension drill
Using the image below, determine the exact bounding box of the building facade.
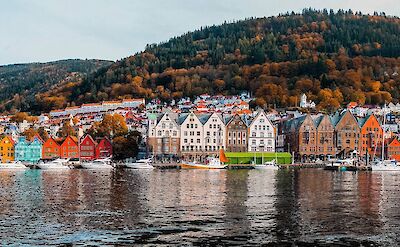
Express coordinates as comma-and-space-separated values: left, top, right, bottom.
95, 138, 113, 158
180, 112, 205, 160
315, 115, 336, 159
147, 111, 180, 156
333, 110, 361, 158
226, 114, 248, 152
0, 136, 14, 163
42, 137, 61, 160
359, 114, 383, 159
60, 136, 79, 159
248, 110, 275, 152
80, 135, 97, 160
203, 113, 226, 156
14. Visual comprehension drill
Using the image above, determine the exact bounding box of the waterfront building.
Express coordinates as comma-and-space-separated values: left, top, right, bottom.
315, 115, 336, 160
80, 135, 97, 160
225, 114, 248, 152
14, 137, 29, 162
203, 112, 226, 156
27, 136, 43, 163
0, 136, 15, 163
332, 110, 361, 158
42, 137, 61, 159
179, 112, 205, 160
386, 138, 400, 161
248, 110, 275, 152
359, 114, 383, 159
60, 136, 79, 159
147, 111, 180, 157
95, 138, 113, 158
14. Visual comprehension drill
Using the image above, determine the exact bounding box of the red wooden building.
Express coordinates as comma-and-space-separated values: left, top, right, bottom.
60, 136, 79, 159
80, 135, 97, 160
42, 137, 61, 159
386, 138, 400, 161
95, 138, 113, 159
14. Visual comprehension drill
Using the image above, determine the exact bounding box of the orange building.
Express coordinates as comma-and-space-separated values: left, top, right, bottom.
0, 136, 15, 163
359, 114, 383, 159
60, 136, 79, 159
42, 137, 61, 160
386, 138, 400, 161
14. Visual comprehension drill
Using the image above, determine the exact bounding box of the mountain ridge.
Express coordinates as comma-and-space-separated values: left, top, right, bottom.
6, 9, 400, 113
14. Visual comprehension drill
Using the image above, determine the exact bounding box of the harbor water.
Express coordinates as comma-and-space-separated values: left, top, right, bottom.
0, 169, 399, 246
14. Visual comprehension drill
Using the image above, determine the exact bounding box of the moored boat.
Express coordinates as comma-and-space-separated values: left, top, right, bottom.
125, 158, 154, 169
371, 160, 400, 171
37, 158, 71, 170
0, 161, 28, 170
81, 158, 113, 169
180, 149, 229, 169
254, 159, 279, 170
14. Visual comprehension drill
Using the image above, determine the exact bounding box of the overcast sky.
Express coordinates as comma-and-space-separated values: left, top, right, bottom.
1, 0, 399, 65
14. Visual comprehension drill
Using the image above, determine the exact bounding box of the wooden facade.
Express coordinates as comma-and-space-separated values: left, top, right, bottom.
225, 114, 248, 152
334, 110, 361, 158
359, 114, 383, 159
42, 137, 61, 159
95, 138, 113, 159
60, 136, 79, 159
80, 135, 97, 160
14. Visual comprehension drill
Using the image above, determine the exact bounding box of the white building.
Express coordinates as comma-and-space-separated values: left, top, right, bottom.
203, 112, 226, 155
299, 94, 316, 109
179, 112, 205, 159
248, 110, 275, 152
147, 111, 180, 156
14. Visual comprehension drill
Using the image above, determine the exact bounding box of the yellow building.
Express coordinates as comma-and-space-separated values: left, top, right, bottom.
0, 136, 15, 163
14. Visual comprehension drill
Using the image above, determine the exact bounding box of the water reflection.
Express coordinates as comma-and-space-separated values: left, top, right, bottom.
0, 169, 399, 245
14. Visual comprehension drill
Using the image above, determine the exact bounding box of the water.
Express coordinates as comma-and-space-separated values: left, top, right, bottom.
0, 169, 399, 246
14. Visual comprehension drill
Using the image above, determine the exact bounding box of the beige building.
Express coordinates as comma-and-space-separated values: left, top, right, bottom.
147, 111, 180, 156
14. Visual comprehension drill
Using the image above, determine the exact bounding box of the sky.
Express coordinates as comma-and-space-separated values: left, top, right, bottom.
1, 0, 400, 65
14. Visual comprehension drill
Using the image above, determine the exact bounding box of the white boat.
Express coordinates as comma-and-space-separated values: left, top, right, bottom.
181, 149, 228, 169
254, 159, 279, 170
81, 159, 114, 169
125, 158, 154, 169
371, 160, 400, 171
0, 161, 28, 170
37, 158, 71, 170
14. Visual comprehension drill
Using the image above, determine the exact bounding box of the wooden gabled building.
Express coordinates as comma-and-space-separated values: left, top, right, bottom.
331, 110, 361, 158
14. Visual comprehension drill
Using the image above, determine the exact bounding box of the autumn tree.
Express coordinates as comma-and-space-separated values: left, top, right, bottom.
88, 114, 128, 139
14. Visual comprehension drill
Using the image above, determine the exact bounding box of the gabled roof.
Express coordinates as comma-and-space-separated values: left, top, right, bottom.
176, 113, 189, 125
283, 114, 316, 132
81, 134, 97, 145
198, 114, 212, 125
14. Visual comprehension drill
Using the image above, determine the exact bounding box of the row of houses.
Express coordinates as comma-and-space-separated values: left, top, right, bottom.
50, 99, 145, 118
0, 135, 112, 163
147, 110, 276, 160
277, 110, 398, 161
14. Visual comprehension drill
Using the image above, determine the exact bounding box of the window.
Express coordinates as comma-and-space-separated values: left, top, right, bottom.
252, 132, 256, 137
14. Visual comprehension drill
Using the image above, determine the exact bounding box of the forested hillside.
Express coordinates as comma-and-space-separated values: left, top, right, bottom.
0, 59, 112, 114
24, 9, 400, 112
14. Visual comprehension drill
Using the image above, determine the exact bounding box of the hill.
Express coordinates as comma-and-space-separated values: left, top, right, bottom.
0, 59, 112, 114
30, 9, 400, 112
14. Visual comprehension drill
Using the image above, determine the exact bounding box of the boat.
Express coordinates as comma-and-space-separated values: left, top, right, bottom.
254, 159, 279, 170
371, 160, 400, 171
37, 158, 71, 170
0, 161, 28, 170
324, 158, 355, 171
80, 158, 114, 169
125, 158, 154, 169
371, 104, 400, 171
180, 149, 228, 169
